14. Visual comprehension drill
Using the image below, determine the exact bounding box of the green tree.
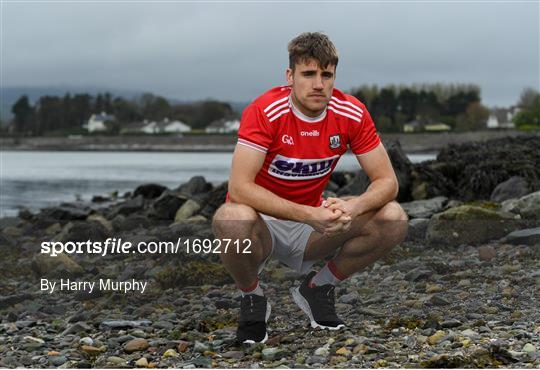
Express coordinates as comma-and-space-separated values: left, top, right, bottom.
36, 96, 63, 134
397, 88, 418, 122
465, 102, 490, 130
72, 94, 93, 128
111, 97, 141, 123
11, 95, 34, 134
444, 90, 480, 117
138, 93, 172, 121
513, 88, 540, 129
375, 115, 400, 132
415, 90, 441, 121
95, 94, 104, 113
372, 88, 398, 123
350, 85, 379, 106
189, 100, 233, 129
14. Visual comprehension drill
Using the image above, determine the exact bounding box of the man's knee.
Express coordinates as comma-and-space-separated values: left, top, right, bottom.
373, 201, 408, 243
212, 203, 260, 239
213, 203, 259, 223
377, 201, 409, 223
212, 203, 270, 261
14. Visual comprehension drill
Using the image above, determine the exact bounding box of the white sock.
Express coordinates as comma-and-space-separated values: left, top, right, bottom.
310, 261, 345, 287
240, 279, 264, 297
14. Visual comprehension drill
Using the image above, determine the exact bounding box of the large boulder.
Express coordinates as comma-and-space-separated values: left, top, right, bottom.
175, 199, 202, 221
384, 140, 413, 201
112, 214, 151, 232
428, 136, 540, 201
31, 253, 84, 278
401, 196, 448, 219
433, 205, 517, 221
502, 227, 540, 246
40, 203, 91, 221
405, 218, 430, 243
53, 221, 111, 243
133, 183, 168, 199
165, 222, 200, 239
426, 205, 518, 247
337, 171, 370, 197
108, 195, 144, 217
501, 191, 540, 219
176, 176, 213, 196
410, 162, 455, 200
86, 213, 113, 233
490, 176, 530, 203
336, 141, 412, 199
330, 172, 351, 188
200, 182, 228, 218
150, 191, 187, 220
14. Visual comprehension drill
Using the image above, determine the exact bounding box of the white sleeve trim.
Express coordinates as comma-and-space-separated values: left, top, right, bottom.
237, 139, 268, 154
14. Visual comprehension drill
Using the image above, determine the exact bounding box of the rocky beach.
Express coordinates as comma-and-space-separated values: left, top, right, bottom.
1, 136, 539, 368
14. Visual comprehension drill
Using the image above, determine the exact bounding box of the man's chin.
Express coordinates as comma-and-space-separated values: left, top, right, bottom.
310, 104, 328, 114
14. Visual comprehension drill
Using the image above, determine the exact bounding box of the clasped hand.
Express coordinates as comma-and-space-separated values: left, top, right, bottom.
310, 197, 353, 237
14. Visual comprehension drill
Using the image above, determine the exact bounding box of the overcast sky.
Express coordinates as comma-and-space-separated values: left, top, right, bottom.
3, 1, 539, 107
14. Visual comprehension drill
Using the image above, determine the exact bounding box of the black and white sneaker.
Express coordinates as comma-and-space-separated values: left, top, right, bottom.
290, 271, 345, 330
237, 294, 271, 344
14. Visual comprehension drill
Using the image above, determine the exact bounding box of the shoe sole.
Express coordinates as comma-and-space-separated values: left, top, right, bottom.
290, 287, 345, 331
242, 301, 271, 344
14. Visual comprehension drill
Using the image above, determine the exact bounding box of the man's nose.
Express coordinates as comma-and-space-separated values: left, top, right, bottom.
313, 75, 324, 90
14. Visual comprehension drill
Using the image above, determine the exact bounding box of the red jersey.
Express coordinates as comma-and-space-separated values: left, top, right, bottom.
236, 86, 380, 207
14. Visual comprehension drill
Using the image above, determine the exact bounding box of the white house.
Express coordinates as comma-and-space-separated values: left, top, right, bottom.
424, 122, 451, 132
403, 120, 423, 133
142, 121, 159, 134
121, 121, 147, 134
86, 112, 115, 132
123, 120, 159, 134
205, 118, 240, 133
487, 107, 519, 129
121, 119, 190, 134
403, 119, 451, 132
224, 119, 240, 132
157, 118, 191, 133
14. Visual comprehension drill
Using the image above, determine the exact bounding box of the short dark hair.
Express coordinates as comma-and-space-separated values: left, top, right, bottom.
288, 32, 339, 70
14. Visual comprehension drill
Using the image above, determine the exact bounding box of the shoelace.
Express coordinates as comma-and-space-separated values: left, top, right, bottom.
313, 285, 337, 316
240, 295, 265, 320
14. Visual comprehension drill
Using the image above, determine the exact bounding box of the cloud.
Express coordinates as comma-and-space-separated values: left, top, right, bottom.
3, 1, 538, 106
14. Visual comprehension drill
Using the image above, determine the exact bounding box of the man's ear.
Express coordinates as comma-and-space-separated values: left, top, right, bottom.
286, 68, 294, 86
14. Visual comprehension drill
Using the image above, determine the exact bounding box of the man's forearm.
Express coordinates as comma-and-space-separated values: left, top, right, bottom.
349, 178, 398, 217
229, 181, 313, 222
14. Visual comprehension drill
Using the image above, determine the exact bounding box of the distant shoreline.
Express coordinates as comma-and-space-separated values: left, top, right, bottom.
1, 130, 536, 153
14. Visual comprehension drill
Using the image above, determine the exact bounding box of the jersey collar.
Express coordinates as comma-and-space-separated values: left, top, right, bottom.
289, 95, 327, 123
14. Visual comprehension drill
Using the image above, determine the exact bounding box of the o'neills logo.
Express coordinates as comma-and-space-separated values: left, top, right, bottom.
268, 154, 340, 180
300, 130, 320, 137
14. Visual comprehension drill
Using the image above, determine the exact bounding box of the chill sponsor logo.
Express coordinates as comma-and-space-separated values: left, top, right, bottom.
268, 154, 340, 180
300, 130, 320, 137
282, 134, 294, 145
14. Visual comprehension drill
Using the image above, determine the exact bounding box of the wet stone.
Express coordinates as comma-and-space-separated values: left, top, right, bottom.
193, 341, 209, 353
478, 245, 497, 261
221, 351, 244, 359
124, 338, 149, 353
441, 319, 462, 328
428, 295, 450, 306
338, 292, 359, 304
49, 355, 68, 367
306, 355, 328, 365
